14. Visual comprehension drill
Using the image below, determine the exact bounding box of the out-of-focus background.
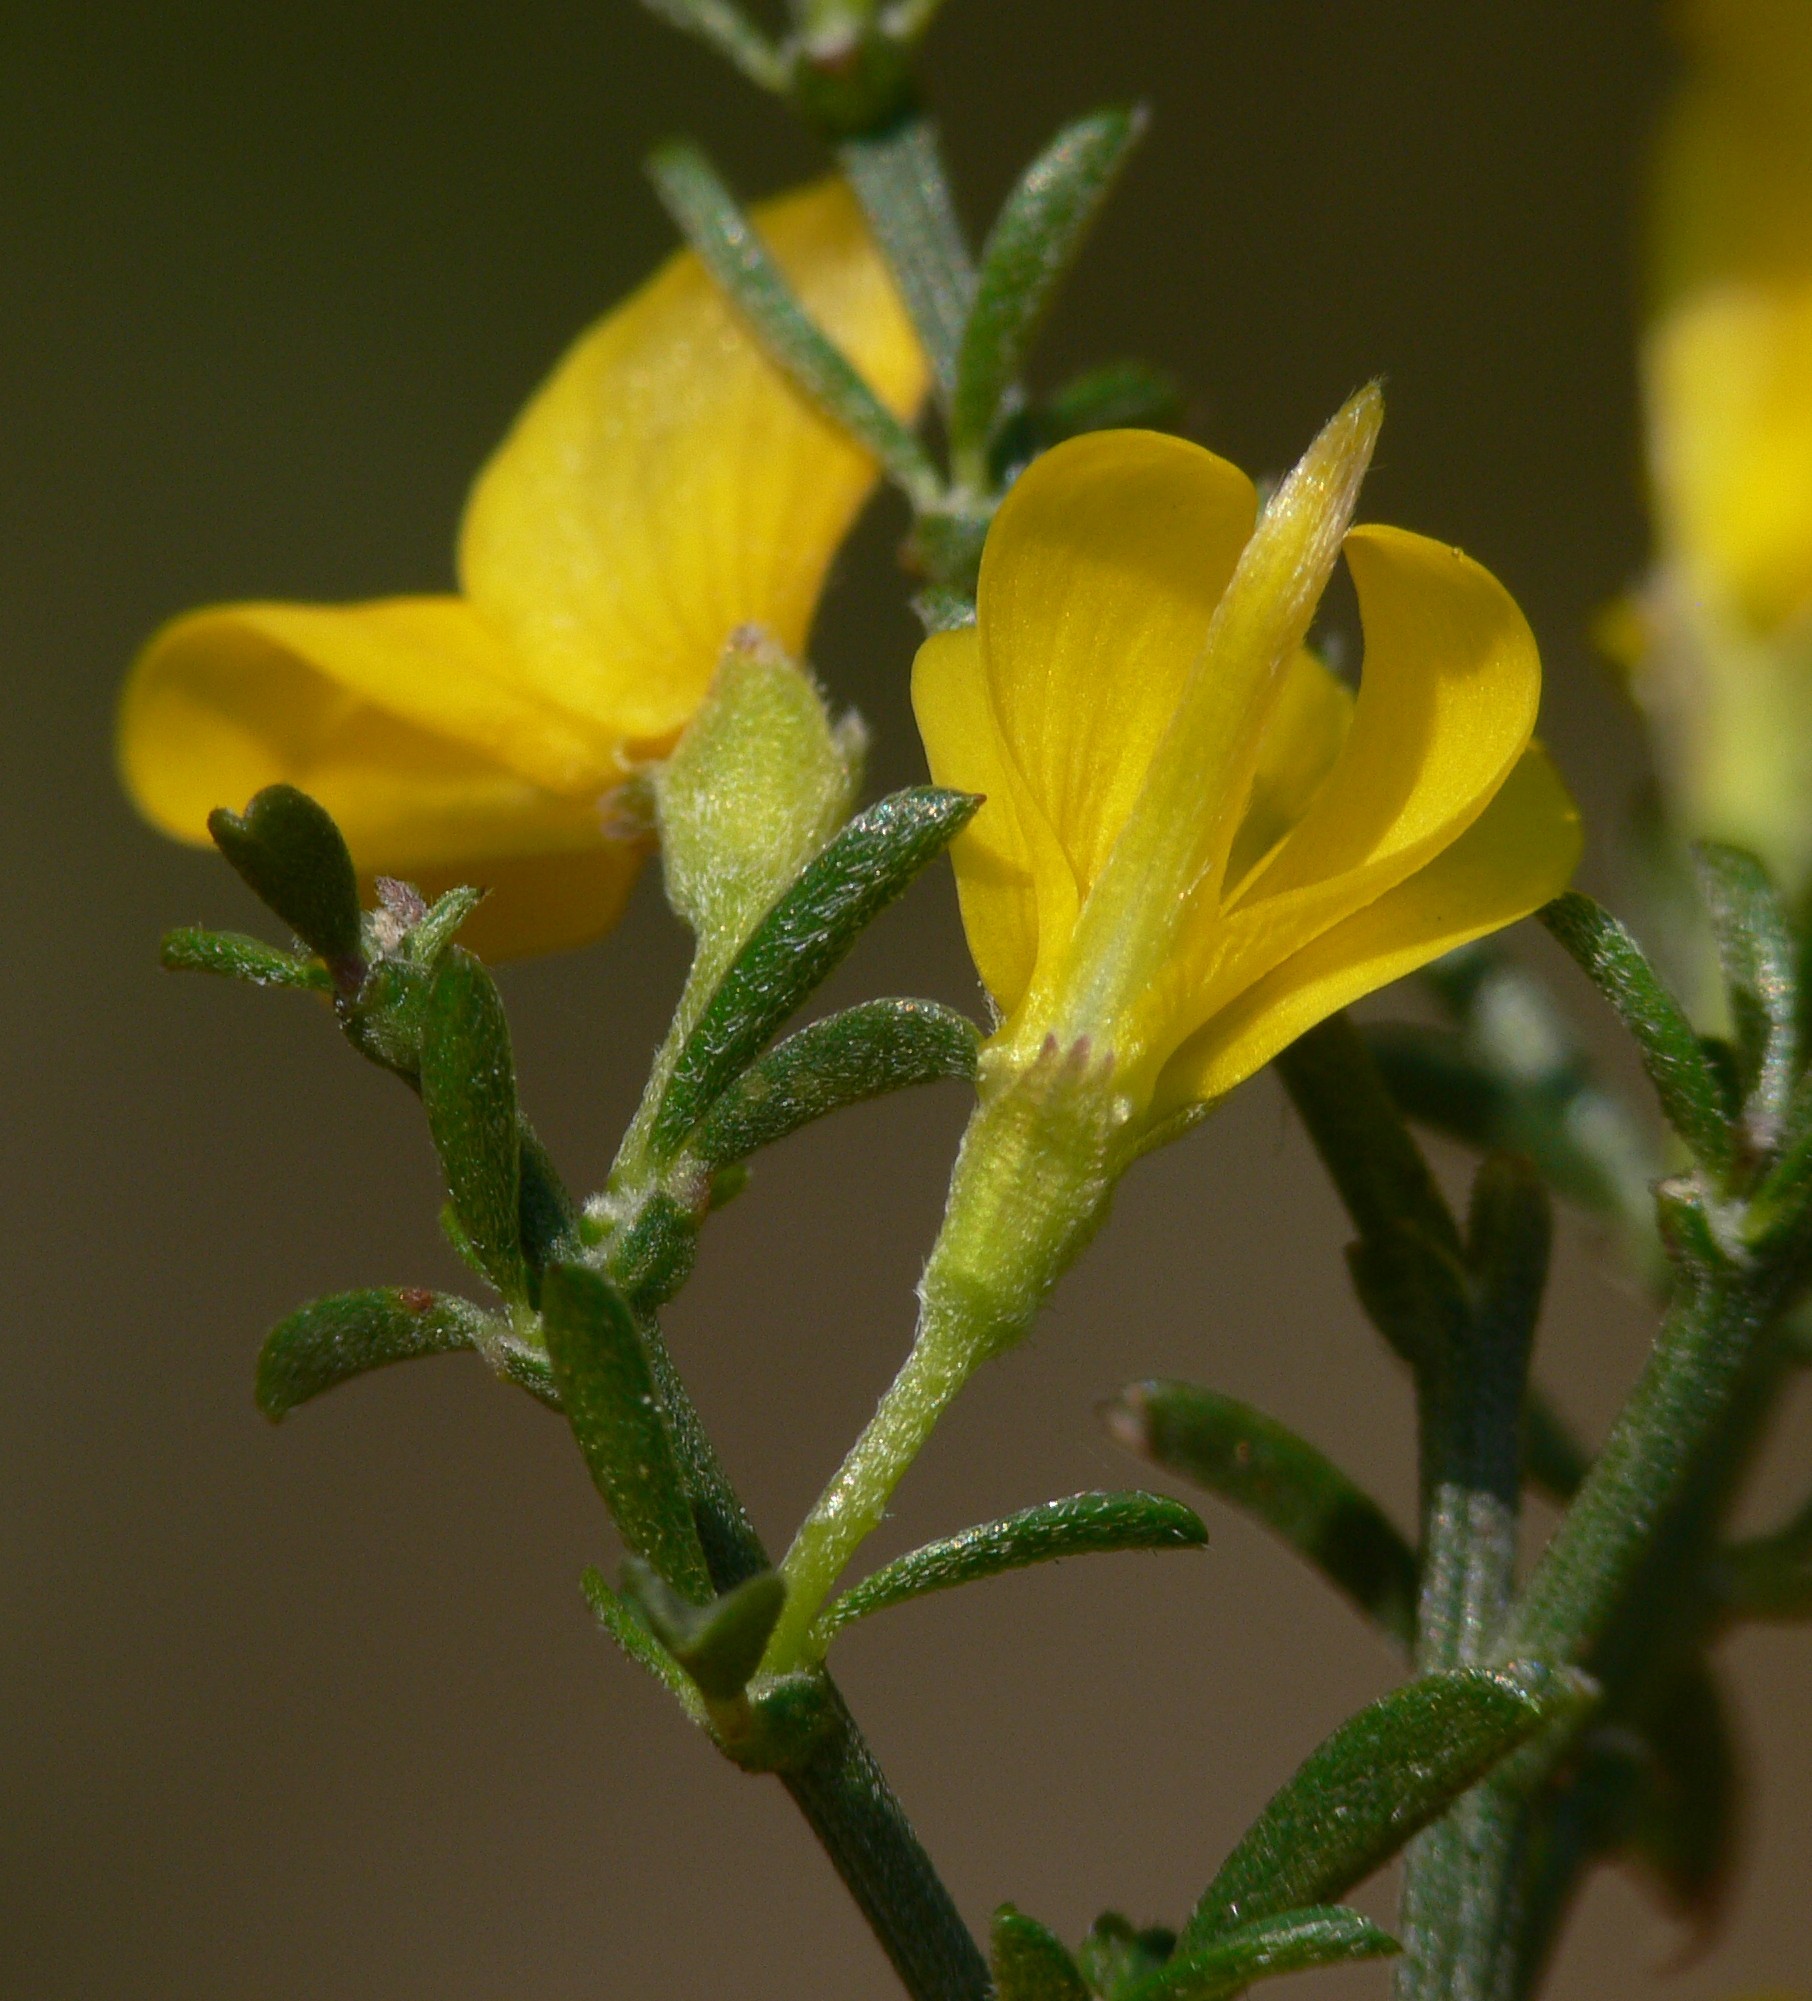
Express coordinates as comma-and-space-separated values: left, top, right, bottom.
4, 2, 1807, 1995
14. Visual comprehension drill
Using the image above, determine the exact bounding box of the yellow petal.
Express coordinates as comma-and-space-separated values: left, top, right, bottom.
1175, 522, 1541, 1033
118, 599, 640, 956
1152, 741, 1581, 1116
911, 625, 1039, 1013
1647, 280, 1812, 632
1222, 647, 1355, 893
973, 428, 1257, 901
459, 178, 928, 749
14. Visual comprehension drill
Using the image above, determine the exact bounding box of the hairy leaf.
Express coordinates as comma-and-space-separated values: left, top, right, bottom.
420, 948, 526, 1300
652, 787, 979, 1153
991, 1907, 1089, 2001
255, 1287, 494, 1419
1540, 893, 1731, 1178
1181, 1667, 1564, 1945
689, 997, 979, 1168
542, 1263, 711, 1602
815, 1491, 1206, 1641
1104, 1382, 1416, 1650
1123, 1907, 1397, 2000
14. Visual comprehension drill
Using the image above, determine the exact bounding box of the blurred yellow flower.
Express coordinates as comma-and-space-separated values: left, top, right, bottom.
1628, 0, 1812, 885
914, 390, 1580, 1132
119, 180, 925, 957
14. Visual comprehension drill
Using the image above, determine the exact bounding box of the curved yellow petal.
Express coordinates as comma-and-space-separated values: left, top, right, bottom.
1167, 523, 1540, 1041
459, 178, 928, 749
1222, 647, 1354, 893
1152, 741, 1581, 1117
975, 429, 1258, 899
911, 625, 1039, 1013
118, 599, 641, 957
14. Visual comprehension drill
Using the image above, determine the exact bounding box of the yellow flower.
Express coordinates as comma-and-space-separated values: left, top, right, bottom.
1649, 0, 1812, 638
913, 390, 1580, 1132
1624, 0, 1812, 888
118, 180, 926, 958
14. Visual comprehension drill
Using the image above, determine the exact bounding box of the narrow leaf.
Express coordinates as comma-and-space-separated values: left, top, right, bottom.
580, 1566, 708, 1722
541, 1263, 712, 1603
951, 107, 1147, 469
1104, 1382, 1417, 1651
840, 116, 975, 405
404, 883, 486, 967
1694, 841, 1797, 1137
991, 1907, 1089, 2001
1344, 1221, 1471, 1380
206, 783, 363, 973
815, 1491, 1206, 1641
652, 787, 980, 1153
621, 1557, 788, 1700
419, 948, 526, 1300
647, 138, 941, 504
688, 997, 979, 1168
1275, 1015, 1463, 1259
255, 1288, 493, 1419
1181, 1666, 1562, 1945
160, 926, 332, 992
1123, 1907, 1397, 2001
1540, 892, 1732, 1177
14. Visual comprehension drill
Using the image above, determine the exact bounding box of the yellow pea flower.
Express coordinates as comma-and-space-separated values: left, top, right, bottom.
118, 180, 926, 957
1626, 0, 1812, 887
914, 389, 1580, 1133
767, 389, 1579, 1672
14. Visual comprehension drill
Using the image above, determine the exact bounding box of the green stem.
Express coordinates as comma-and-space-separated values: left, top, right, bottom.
1395, 1161, 1547, 2001
770, 1059, 1120, 1670
633, 1307, 986, 2000
781, 1681, 991, 2001
1503, 1246, 1782, 1669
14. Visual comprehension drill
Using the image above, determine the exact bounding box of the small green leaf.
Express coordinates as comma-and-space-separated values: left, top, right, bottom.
991, 1906, 1089, 2001
652, 787, 980, 1154
951, 107, 1148, 474
1540, 892, 1732, 1178
688, 997, 980, 1168
206, 784, 363, 974
647, 138, 941, 505
1103, 1382, 1417, 1651
255, 1287, 494, 1419
1122, 1907, 1398, 2001
419, 948, 527, 1300
1180, 1666, 1563, 1945
160, 926, 332, 992
1040, 358, 1183, 440
1078, 1914, 1175, 1999
653, 630, 863, 975
814, 1491, 1206, 1642
621, 1557, 787, 1700
541, 1263, 711, 1603
580, 1566, 709, 1722
839, 116, 975, 405
517, 1124, 581, 1288
1694, 841, 1797, 1139
1344, 1221, 1471, 1379
403, 883, 486, 967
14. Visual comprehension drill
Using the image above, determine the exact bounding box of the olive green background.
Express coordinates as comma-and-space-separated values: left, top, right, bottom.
3, 2, 1808, 1995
